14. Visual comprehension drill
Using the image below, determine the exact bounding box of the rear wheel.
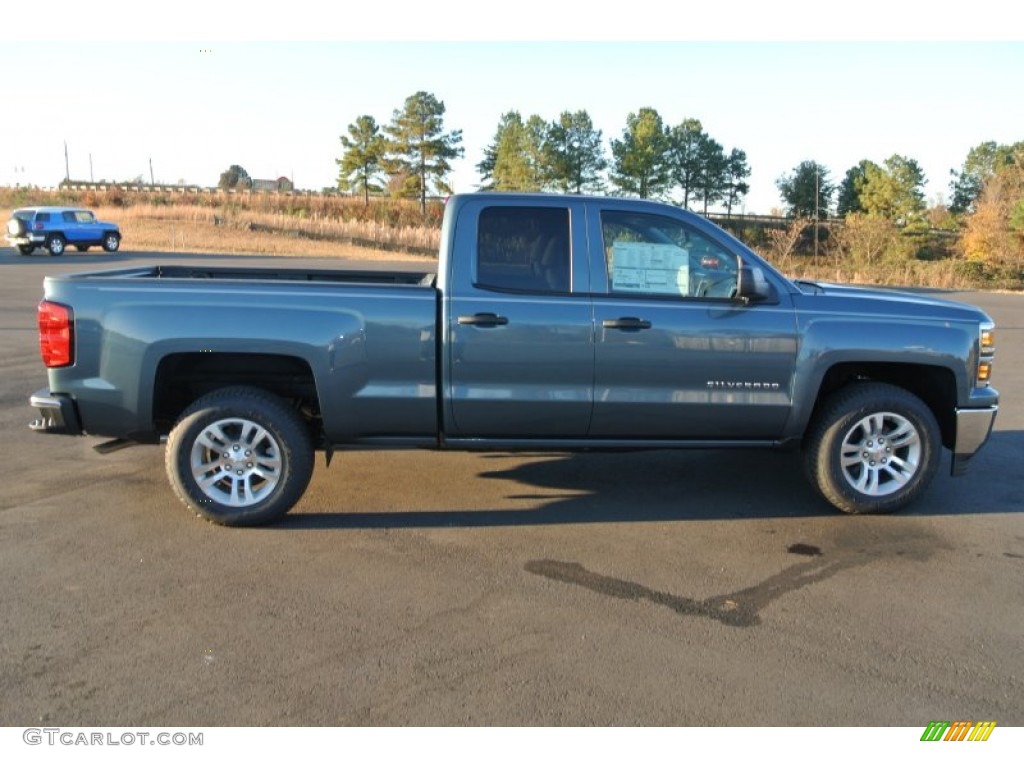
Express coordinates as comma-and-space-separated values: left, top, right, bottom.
46, 235, 66, 256
75, 245, 90, 252
102, 232, 120, 252
165, 387, 314, 526
804, 383, 940, 514
17, 245, 34, 256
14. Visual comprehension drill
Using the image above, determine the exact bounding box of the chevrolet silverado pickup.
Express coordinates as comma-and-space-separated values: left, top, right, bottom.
29, 193, 999, 525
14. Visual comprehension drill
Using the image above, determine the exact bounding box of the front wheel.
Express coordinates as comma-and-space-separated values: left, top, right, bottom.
165, 387, 315, 526
804, 383, 941, 515
102, 232, 120, 252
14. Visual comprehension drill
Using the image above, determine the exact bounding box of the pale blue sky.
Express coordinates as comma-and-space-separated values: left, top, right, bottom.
3, 9, 1021, 214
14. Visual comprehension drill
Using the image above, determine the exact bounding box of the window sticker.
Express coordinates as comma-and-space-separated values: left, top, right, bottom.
610, 241, 690, 296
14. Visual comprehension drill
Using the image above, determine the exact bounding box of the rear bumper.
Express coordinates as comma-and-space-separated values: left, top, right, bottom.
951, 405, 998, 476
6, 233, 46, 246
29, 389, 83, 435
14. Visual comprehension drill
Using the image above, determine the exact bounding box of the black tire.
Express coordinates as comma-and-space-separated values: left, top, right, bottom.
804, 383, 941, 514
102, 232, 120, 252
165, 387, 314, 526
17, 245, 34, 256
75, 245, 90, 252
47, 234, 66, 256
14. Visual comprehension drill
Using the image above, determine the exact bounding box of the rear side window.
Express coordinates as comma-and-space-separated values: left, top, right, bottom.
476, 206, 571, 293
35, 213, 50, 223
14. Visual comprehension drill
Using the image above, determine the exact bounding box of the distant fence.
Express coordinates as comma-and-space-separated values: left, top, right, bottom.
56, 181, 308, 196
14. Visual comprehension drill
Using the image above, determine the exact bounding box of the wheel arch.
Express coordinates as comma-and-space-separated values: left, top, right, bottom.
152, 352, 323, 444
802, 362, 957, 451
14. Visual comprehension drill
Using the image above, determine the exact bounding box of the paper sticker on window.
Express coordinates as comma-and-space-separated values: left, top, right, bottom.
610, 242, 689, 296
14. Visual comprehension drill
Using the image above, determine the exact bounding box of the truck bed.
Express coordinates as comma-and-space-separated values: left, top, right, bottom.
53, 264, 437, 286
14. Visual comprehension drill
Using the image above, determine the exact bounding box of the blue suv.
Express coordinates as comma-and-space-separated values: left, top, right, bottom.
6, 206, 121, 256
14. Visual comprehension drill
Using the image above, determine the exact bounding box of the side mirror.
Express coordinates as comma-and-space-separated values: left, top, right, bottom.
736, 265, 773, 303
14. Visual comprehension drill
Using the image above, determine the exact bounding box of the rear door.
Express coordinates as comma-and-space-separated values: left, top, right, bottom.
443, 197, 594, 438
587, 205, 799, 438
61, 210, 83, 244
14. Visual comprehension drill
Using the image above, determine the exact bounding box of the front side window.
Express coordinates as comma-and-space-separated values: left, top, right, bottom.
476, 206, 571, 293
601, 211, 738, 299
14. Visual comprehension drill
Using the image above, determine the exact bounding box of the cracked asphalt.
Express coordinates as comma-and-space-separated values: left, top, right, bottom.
1, 248, 1022, 726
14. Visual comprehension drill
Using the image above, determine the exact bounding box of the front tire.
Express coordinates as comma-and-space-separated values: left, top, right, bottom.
102, 232, 120, 252
804, 383, 940, 515
165, 387, 314, 526
47, 235, 66, 256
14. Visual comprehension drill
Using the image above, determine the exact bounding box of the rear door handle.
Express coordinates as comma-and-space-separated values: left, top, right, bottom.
457, 312, 509, 327
602, 317, 652, 330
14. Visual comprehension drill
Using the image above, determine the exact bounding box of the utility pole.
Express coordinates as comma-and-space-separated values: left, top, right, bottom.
89, 153, 94, 183
149, 158, 155, 186
814, 164, 820, 258
64, 141, 70, 183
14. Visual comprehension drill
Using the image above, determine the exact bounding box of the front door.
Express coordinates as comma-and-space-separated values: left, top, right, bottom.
589, 208, 798, 439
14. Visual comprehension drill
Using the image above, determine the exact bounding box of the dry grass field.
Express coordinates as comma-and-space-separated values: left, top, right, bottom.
2, 189, 1019, 290
1, 190, 442, 263
85, 204, 439, 262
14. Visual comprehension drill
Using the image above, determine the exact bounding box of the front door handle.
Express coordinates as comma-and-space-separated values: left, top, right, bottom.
457, 312, 509, 327
602, 317, 652, 330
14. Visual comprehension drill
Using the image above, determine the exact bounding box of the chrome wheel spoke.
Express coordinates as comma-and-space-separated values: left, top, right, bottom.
190, 417, 282, 507
840, 410, 922, 497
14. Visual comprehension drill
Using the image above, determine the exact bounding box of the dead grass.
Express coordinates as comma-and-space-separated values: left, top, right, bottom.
1, 205, 439, 262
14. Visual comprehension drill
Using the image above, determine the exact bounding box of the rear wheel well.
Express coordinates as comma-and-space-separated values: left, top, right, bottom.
153, 353, 322, 444
812, 363, 957, 450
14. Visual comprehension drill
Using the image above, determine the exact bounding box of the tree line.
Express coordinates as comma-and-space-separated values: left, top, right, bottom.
333, 92, 750, 216
217, 89, 1022, 271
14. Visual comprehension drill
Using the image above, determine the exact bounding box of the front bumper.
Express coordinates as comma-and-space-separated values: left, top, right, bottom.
951, 405, 998, 476
29, 389, 83, 435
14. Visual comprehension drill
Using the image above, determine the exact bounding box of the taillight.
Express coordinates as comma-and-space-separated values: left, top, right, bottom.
38, 301, 74, 367
33, 222, 44, 230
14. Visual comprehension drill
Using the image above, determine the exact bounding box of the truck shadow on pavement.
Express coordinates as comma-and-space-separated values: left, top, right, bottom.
281, 429, 1023, 530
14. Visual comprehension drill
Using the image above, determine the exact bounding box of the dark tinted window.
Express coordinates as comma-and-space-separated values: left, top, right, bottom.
35, 213, 50, 223
476, 206, 570, 293
62, 211, 76, 222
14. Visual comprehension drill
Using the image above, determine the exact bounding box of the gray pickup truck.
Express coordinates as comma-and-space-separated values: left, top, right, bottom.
29, 193, 999, 525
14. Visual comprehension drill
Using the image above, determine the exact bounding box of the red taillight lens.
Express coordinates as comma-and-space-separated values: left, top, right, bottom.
33, 222, 44, 230
38, 301, 74, 367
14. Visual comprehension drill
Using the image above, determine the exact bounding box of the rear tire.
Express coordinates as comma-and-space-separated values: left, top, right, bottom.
165, 387, 314, 526
17, 245, 34, 256
75, 245, 89, 252
47, 235, 66, 256
804, 383, 940, 514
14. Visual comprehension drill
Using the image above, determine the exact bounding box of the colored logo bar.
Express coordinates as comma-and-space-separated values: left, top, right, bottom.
920, 721, 996, 741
